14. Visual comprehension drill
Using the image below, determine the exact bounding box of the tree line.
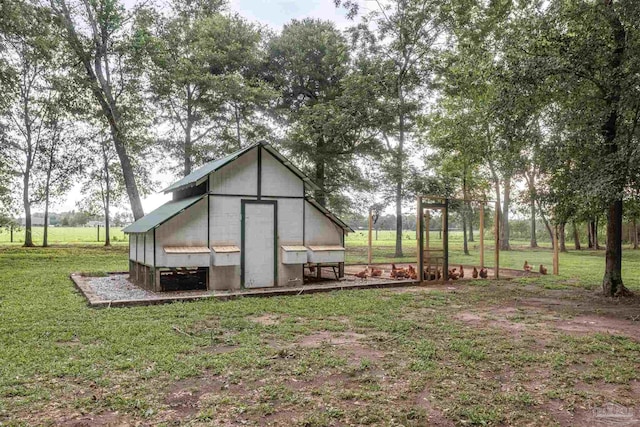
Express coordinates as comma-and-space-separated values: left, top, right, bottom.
1, 0, 639, 296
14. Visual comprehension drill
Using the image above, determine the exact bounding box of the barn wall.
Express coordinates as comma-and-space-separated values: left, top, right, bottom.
210, 265, 241, 291
154, 198, 208, 267
209, 148, 257, 195
144, 230, 154, 266
263, 197, 304, 245
129, 236, 135, 261
304, 201, 343, 246
261, 150, 304, 197
209, 196, 244, 246
136, 233, 146, 264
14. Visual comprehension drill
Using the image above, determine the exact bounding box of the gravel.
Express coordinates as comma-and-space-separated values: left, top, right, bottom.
88, 274, 157, 301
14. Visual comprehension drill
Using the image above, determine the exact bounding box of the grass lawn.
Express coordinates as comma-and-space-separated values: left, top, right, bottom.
1, 240, 640, 425
0, 226, 128, 245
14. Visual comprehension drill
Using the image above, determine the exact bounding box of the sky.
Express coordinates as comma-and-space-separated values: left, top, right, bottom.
58, 0, 358, 215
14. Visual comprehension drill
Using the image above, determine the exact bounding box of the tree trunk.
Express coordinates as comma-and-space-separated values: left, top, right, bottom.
572, 221, 581, 250
530, 198, 538, 248
315, 137, 326, 206
103, 144, 111, 247
500, 176, 511, 251
559, 222, 567, 252
235, 104, 242, 149
462, 173, 469, 254
588, 221, 595, 249
43, 193, 50, 247
594, 219, 601, 250
462, 213, 469, 255
600, 1, 628, 296
23, 172, 33, 247
468, 206, 474, 242
184, 116, 193, 177
395, 103, 405, 258
602, 200, 626, 295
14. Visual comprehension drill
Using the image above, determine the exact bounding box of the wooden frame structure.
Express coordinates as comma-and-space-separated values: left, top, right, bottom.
416, 195, 502, 282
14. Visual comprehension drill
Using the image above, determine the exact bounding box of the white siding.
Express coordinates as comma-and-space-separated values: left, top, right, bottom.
155, 198, 208, 267
263, 197, 304, 245
136, 233, 145, 263
209, 148, 257, 195
144, 231, 154, 266
210, 196, 245, 247
261, 150, 304, 197
304, 201, 343, 246
129, 236, 135, 261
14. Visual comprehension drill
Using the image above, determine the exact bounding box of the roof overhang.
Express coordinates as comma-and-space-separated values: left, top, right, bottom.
122, 195, 206, 234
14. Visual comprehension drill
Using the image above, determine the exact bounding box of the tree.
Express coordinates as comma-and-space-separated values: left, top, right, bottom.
0, 1, 56, 246
348, 0, 447, 257
267, 19, 387, 210
514, 0, 640, 295
80, 132, 126, 246
50, 0, 148, 220
141, 0, 272, 176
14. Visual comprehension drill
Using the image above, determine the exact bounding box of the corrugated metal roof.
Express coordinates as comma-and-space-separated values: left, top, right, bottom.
306, 198, 354, 232
161, 141, 321, 194
162, 144, 256, 193
122, 195, 205, 233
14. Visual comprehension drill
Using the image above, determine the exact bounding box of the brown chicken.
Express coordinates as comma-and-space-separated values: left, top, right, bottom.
407, 265, 418, 280
391, 263, 408, 279
523, 261, 533, 272
472, 267, 479, 279
459, 265, 465, 279
539, 264, 548, 275
449, 268, 459, 280
370, 267, 382, 277
355, 269, 368, 279
479, 267, 488, 279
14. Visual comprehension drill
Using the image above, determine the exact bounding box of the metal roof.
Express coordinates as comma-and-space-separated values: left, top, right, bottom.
306, 198, 354, 232
122, 195, 205, 233
161, 141, 321, 194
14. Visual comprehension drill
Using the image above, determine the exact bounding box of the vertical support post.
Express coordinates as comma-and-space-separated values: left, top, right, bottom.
425, 209, 431, 277
553, 224, 560, 275
97, 225, 100, 242
368, 208, 373, 267
10, 225, 13, 243
494, 201, 500, 280
443, 199, 449, 282
479, 203, 485, 268
417, 197, 424, 281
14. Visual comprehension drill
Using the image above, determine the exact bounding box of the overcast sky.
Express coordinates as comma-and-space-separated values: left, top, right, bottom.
58, 0, 358, 215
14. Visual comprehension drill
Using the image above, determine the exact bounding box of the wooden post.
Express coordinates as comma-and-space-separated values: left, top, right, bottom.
494, 201, 500, 280
417, 197, 424, 281
97, 225, 100, 242
553, 224, 560, 275
479, 203, 485, 268
368, 208, 373, 267
425, 209, 431, 274
443, 200, 449, 281
10, 225, 13, 243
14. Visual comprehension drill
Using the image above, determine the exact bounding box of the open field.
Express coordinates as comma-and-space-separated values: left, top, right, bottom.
0, 226, 128, 245
1, 245, 640, 425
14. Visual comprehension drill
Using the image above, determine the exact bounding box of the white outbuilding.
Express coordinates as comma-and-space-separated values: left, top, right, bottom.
123, 141, 352, 292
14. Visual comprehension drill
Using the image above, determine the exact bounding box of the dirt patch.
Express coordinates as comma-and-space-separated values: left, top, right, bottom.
57, 412, 129, 427
250, 314, 283, 326
415, 387, 455, 426
296, 331, 368, 348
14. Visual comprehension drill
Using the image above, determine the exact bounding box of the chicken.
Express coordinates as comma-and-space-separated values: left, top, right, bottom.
539, 264, 548, 275
370, 267, 382, 277
523, 261, 533, 272
448, 268, 459, 280
391, 263, 408, 279
355, 269, 368, 279
472, 267, 479, 279
459, 265, 465, 279
479, 267, 488, 279
407, 265, 418, 280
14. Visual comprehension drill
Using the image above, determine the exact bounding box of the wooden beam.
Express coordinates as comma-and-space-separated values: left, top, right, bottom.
443, 199, 449, 282
368, 208, 373, 267
417, 196, 424, 282
553, 224, 560, 275
479, 203, 485, 269
494, 201, 500, 280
